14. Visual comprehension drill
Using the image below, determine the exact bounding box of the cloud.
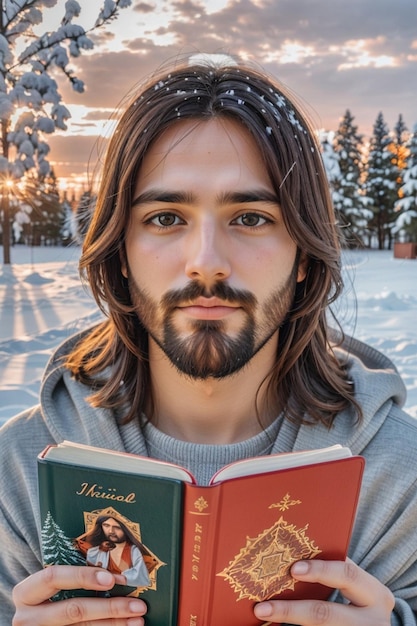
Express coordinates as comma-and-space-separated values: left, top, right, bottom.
44, 0, 416, 181
82, 109, 116, 122
56, 49, 153, 109
59, 0, 417, 105
48, 134, 105, 182
134, 2, 157, 13
156, 0, 415, 54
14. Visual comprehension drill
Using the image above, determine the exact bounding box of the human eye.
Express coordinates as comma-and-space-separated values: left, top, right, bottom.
145, 212, 185, 228
232, 212, 272, 227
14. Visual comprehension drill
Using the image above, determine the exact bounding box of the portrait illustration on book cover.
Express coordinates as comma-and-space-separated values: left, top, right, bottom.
41, 505, 165, 600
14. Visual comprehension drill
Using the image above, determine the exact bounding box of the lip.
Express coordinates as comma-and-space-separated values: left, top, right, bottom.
177, 298, 241, 320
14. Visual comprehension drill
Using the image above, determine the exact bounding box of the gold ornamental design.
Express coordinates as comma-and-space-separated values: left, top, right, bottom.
217, 516, 321, 601
194, 496, 209, 513
269, 493, 302, 512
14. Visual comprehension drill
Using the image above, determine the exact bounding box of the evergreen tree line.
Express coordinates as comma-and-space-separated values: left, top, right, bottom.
321, 110, 417, 249
1, 169, 75, 247
2, 109, 417, 251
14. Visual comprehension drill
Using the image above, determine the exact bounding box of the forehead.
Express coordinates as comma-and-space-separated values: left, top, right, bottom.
145, 117, 258, 156
135, 117, 272, 192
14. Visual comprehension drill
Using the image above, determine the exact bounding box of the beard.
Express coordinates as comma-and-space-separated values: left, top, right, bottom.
162, 315, 256, 379
127, 266, 298, 380
104, 533, 125, 544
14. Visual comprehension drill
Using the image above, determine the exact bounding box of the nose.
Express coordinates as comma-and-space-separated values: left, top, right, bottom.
185, 220, 231, 283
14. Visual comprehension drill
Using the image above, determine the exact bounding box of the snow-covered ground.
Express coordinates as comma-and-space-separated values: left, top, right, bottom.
0, 245, 102, 424
0, 244, 416, 426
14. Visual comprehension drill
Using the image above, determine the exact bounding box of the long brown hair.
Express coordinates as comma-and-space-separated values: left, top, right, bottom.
81, 515, 151, 556
67, 55, 360, 426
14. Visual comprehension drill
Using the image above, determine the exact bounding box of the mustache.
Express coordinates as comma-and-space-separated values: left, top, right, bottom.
161, 281, 257, 311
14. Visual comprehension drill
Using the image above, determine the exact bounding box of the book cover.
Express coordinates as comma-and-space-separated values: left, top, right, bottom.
37, 459, 184, 626
38, 443, 364, 626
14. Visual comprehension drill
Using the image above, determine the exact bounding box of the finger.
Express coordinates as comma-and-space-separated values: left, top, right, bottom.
15, 596, 147, 626
290, 558, 393, 609
13, 566, 117, 606
254, 597, 361, 626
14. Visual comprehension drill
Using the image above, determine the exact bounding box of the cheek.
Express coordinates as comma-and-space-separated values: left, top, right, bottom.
246, 240, 296, 276
126, 230, 180, 264
249, 247, 297, 299
126, 240, 181, 294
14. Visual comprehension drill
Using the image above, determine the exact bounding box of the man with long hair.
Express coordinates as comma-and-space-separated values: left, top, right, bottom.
2, 54, 416, 624
76, 515, 151, 589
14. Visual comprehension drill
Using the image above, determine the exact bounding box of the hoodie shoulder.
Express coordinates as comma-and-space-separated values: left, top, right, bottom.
336, 334, 408, 409
331, 335, 414, 455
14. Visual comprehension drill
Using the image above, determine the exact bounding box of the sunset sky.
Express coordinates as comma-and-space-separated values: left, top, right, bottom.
42, 0, 417, 192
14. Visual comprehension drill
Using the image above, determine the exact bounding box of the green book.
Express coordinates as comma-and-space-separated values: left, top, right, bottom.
38, 444, 187, 626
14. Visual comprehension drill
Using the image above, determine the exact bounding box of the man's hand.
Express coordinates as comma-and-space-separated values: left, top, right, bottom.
12, 565, 147, 625
100, 540, 116, 552
254, 559, 395, 625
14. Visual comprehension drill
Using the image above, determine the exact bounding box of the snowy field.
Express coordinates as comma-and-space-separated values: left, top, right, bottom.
0, 244, 416, 426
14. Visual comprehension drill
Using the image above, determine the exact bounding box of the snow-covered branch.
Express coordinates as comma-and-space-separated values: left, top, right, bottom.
0, 0, 131, 263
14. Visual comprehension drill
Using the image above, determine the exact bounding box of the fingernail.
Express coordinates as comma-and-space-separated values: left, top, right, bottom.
129, 600, 146, 614
292, 560, 310, 575
96, 570, 114, 586
254, 602, 273, 618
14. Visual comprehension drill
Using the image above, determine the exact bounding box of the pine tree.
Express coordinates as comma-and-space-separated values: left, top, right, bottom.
61, 192, 76, 245
39, 169, 65, 245
0, 0, 131, 264
392, 114, 409, 170
391, 114, 409, 204
363, 112, 399, 249
319, 130, 340, 185
332, 109, 369, 247
41, 511, 85, 567
41, 510, 86, 600
396, 123, 417, 240
74, 189, 96, 244
12, 169, 65, 245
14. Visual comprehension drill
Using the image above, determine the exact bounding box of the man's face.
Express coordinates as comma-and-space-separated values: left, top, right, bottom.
101, 519, 127, 544
123, 118, 306, 379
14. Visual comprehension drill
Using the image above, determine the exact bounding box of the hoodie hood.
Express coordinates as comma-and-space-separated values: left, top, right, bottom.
39, 328, 131, 452
288, 334, 407, 455
38, 327, 408, 457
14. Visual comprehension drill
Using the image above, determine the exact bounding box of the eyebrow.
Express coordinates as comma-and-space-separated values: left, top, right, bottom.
131, 189, 279, 208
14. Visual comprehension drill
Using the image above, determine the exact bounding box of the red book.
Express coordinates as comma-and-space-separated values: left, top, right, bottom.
38, 443, 364, 626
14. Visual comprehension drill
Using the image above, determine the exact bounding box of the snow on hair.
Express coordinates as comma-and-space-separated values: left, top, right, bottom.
188, 53, 238, 68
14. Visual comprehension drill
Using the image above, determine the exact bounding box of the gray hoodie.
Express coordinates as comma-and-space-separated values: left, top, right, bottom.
0, 330, 416, 624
